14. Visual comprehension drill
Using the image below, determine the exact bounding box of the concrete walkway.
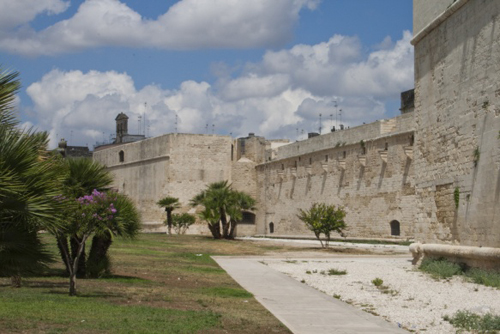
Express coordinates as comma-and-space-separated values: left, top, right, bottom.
213, 256, 407, 334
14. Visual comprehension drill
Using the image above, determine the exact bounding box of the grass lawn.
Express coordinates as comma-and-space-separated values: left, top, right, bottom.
0, 234, 298, 334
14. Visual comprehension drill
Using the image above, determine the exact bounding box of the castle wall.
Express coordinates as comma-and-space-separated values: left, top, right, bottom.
256, 114, 416, 239
413, 0, 500, 247
93, 133, 232, 233
413, 0, 458, 34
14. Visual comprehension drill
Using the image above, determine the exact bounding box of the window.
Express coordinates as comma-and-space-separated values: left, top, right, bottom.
309, 157, 312, 165
390, 220, 400, 236
269, 222, 274, 234
119, 150, 124, 162
384, 143, 389, 151
325, 155, 328, 162
343, 151, 346, 159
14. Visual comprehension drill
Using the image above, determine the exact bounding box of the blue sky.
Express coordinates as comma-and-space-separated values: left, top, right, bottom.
1, 0, 413, 148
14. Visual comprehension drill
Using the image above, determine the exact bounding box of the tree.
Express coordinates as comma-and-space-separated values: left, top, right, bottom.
156, 196, 180, 235
57, 189, 134, 295
298, 203, 347, 248
0, 67, 63, 287
190, 181, 256, 239
57, 158, 113, 278
86, 192, 140, 278
227, 191, 256, 238
170, 213, 196, 235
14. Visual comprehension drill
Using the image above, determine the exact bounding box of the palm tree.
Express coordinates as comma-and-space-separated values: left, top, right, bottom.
191, 181, 255, 239
0, 67, 63, 286
157, 196, 180, 235
227, 191, 256, 239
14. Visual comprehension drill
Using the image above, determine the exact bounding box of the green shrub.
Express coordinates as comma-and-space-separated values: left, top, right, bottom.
419, 258, 463, 279
327, 268, 347, 276
444, 310, 500, 333
372, 278, 383, 287
466, 268, 500, 289
297, 203, 347, 248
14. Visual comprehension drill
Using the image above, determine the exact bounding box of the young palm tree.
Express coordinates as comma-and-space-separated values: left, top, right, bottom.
157, 196, 180, 235
0, 67, 63, 286
191, 181, 255, 239
227, 191, 256, 239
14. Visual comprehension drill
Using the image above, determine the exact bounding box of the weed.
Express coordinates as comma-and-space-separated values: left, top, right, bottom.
444, 310, 500, 333
454, 187, 460, 209
466, 268, 500, 288
305, 270, 312, 274
419, 258, 463, 279
327, 268, 347, 275
300, 279, 306, 283
474, 146, 480, 166
482, 101, 490, 109
283, 260, 297, 264
333, 294, 341, 299
372, 278, 383, 287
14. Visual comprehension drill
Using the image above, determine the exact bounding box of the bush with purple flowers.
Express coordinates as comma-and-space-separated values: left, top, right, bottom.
76, 189, 118, 226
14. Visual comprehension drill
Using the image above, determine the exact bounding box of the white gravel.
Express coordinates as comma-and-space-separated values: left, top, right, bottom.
263, 256, 500, 333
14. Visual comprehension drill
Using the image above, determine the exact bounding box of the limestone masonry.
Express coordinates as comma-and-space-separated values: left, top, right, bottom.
94, 0, 500, 266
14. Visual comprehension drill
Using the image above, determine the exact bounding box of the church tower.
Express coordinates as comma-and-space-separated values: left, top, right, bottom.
115, 113, 129, 144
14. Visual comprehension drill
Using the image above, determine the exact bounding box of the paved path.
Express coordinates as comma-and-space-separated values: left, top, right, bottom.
213, 256, 407, 334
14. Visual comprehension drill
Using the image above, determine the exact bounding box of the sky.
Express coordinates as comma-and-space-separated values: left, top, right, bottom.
1, 0, 414, 149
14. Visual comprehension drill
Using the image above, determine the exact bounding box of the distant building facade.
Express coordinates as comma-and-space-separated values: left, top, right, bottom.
57, 139, 92, 158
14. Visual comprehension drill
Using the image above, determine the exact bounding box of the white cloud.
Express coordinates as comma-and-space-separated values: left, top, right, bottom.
0, 0, 319, 56
25, 31, 413, 148
260, 31, 414, 99
0, 0, 69, 30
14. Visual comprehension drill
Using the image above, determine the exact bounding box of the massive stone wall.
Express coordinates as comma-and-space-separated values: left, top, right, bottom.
412, 0, 500, 247
255, 113, 416, 239
93, 133, 233, 233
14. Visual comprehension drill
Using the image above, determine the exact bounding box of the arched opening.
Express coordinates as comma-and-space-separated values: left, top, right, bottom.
239, 211, 256, 225
269, 222, 274, 234
390, 220, 400, 236
119, 150, 124, 162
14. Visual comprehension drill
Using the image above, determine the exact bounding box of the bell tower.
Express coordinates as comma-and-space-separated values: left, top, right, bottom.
115, 113, 129, 143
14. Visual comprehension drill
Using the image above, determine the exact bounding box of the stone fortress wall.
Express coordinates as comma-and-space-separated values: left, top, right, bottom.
412, 0, 500, 248
94, 112, 416, 239
255, 114, 416, 239
93, 133, 233, 234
